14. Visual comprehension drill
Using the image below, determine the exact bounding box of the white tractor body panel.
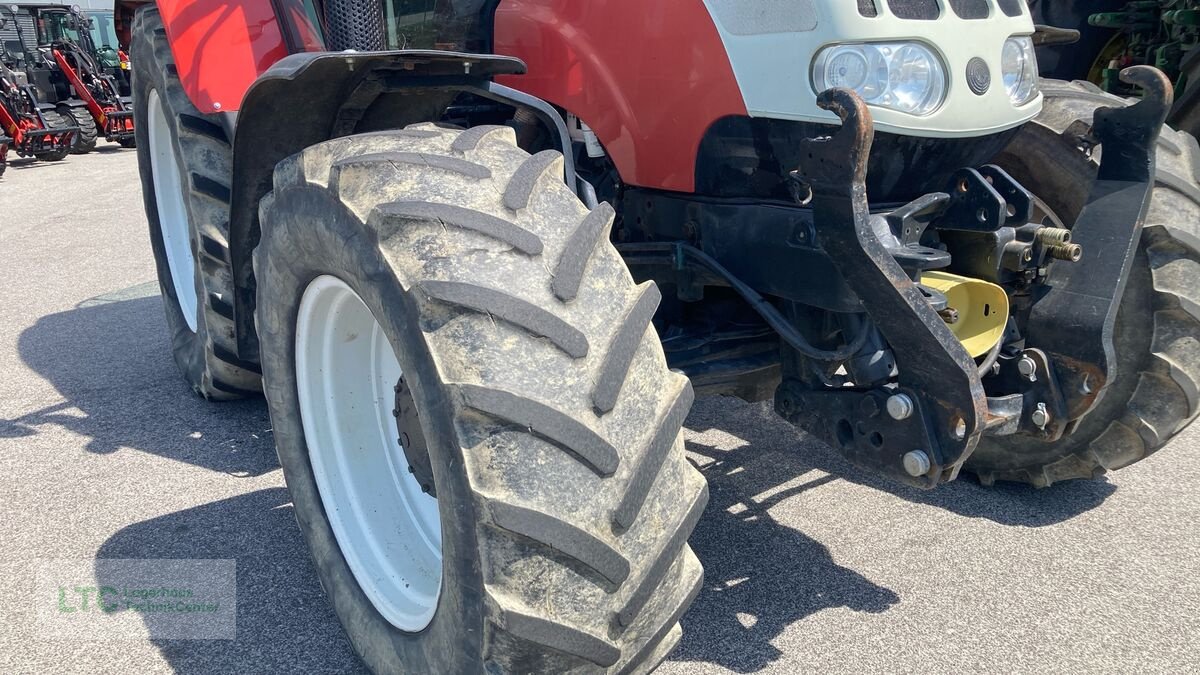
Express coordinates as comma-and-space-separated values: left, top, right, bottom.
700, 0, 1043, 137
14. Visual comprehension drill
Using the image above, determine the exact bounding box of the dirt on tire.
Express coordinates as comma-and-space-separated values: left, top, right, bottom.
255, 123, 708, 673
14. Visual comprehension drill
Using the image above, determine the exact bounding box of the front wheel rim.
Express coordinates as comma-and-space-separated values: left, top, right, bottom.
146, 88, 199, 332
295, 275, 443, 631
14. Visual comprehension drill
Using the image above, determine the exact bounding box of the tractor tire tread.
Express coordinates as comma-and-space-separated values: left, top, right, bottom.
132, 6, 260, 399
258, 125, 706, 673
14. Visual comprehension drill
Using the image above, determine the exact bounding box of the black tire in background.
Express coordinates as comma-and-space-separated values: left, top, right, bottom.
34, 109, 72, 162
58, 104, 98, 154
130, 6, 260, 399
970, 79, 1200, 486
255, 124, 707, 673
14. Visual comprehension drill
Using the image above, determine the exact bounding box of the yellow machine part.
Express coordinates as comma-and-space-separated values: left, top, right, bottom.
921, 271, 1009, 358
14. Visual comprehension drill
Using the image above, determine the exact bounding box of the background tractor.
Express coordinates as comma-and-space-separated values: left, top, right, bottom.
0, 11, 73, 170
132, 0, 1200, 672
2, 3, 134, 152
1031, 1, 1200, 133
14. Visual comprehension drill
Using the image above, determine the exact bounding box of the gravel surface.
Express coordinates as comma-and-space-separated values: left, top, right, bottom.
1, 149, 1197, 674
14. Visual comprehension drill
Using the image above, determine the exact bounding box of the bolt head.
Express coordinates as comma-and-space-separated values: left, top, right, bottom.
903, 450, 932, 477
886, 393, 914, 421
212, 101, 222, 111
1017, 356, 1037, 378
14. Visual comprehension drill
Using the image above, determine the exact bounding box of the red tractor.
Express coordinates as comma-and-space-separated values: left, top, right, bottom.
133, 1, 1200, 672
0, 23, 73, 172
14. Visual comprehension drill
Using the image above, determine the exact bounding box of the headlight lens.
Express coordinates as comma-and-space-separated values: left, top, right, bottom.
812, 42, 947, 116
1001, 36, 1039, 105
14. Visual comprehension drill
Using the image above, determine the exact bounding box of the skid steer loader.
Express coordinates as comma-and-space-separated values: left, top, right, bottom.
132, 0, 1200, 672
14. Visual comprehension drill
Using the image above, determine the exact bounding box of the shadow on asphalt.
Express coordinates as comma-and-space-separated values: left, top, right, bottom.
7, 288, 276, 476
685, 396, 1116, 527
28, 287, 1115, 672
670, 396, 1115, 672
671, 436, 900, 672
96, 488, 366, 674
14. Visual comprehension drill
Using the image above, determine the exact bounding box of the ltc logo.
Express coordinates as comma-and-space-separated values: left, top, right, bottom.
57, 586, 120, 613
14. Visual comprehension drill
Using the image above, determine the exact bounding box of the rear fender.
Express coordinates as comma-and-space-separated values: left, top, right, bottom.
154, 0, 317, 114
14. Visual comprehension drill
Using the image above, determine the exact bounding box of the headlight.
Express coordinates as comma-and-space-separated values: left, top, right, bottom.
812, 42, 947, 117
1001, 36, 1038, 105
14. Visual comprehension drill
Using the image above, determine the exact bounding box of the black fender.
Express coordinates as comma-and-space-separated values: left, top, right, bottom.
55, 98, 89, 110
227, 49, 579, 360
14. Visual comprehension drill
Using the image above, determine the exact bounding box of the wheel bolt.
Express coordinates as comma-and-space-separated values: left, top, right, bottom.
887, 394, 914, 420
903, 450, 931, 477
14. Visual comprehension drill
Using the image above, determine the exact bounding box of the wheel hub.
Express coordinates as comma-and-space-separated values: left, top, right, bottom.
394, 376, 435, 497
294, 275, 442, 631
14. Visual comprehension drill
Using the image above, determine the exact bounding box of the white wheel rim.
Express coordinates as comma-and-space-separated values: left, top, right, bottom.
295, 275, 443, 631
147, 89, 199, 332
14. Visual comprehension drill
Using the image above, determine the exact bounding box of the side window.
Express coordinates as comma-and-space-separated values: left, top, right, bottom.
386, 0, 437, 49
384, 0, 493, 52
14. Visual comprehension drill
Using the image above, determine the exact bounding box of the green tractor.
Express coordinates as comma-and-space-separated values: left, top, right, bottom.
1032, 0, 1200, 133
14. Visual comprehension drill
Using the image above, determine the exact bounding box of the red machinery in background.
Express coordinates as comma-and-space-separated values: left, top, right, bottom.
0, 58, 74, 174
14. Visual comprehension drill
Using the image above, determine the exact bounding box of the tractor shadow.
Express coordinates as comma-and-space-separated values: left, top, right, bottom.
671, 414, 900, 671
95, 488, 366, 674
8, 156, 73, 172
682, 396, 1116, 528
7, 284, 276, 476
670, 396, 1114, 672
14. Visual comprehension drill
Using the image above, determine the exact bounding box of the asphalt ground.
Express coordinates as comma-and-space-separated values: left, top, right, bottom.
1, 147, 1197, 674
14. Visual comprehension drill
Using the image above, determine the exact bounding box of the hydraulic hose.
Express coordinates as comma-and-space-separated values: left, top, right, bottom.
616, 242, 871, 362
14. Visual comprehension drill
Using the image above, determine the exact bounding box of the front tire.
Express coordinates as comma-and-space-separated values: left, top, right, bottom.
970, 79, 1200, 486
255, 124, 707, 673
34, 109, 72, 162
58, 104, 98, 154
130, 7, 260, 399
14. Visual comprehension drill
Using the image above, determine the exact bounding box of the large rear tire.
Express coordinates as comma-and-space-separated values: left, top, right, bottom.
255, 124, 707, 673
130, 7, 260, 400
970, 79, 1200, 486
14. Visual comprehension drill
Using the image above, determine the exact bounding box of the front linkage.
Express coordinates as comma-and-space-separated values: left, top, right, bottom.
776, 67, 1171, 488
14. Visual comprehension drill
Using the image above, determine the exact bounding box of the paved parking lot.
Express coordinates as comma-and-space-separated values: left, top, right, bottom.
1, 148, 1198, 674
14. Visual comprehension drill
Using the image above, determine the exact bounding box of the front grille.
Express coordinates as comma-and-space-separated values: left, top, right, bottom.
858, 0, 879, 18
887, 0, 940, 20
948, 0, 991, 19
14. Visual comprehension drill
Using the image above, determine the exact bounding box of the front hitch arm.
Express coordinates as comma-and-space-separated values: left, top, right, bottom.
1025, 66, 1173, 427
776, 89, 988, 488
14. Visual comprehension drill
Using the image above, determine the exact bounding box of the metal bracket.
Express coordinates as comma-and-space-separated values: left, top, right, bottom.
777, 89, 988, 488
1025, 66, 1172, 422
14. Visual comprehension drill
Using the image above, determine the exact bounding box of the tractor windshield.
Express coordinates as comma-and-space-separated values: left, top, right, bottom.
38, 10, 82, 45
86, 11, 121, 67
